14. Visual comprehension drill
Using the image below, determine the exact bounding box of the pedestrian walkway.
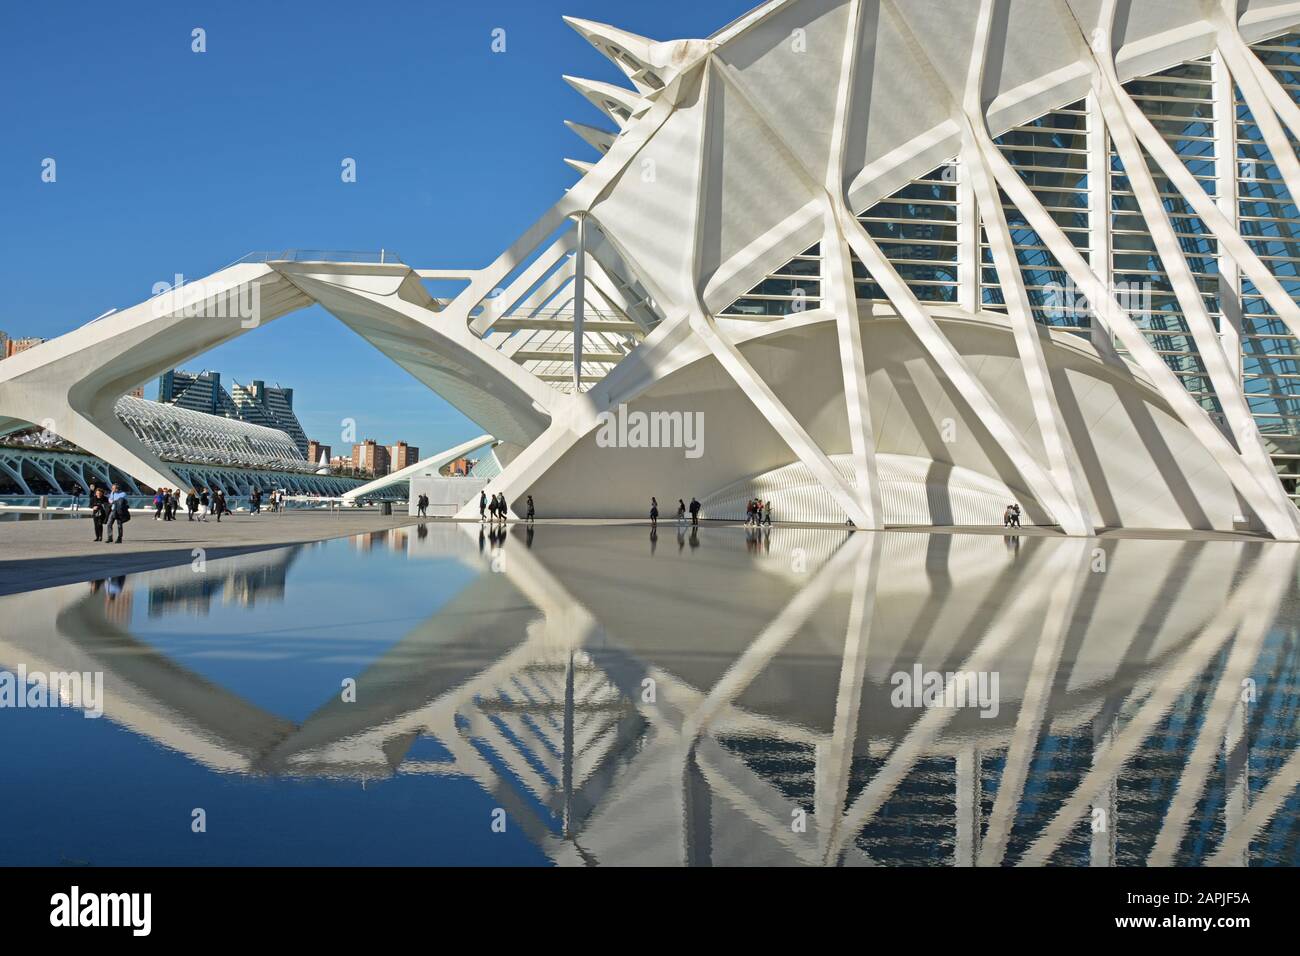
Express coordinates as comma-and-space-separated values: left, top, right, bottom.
0, 510, 418, 595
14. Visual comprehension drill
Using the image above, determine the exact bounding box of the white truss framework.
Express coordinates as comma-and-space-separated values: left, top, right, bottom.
5, 0, 1300, 535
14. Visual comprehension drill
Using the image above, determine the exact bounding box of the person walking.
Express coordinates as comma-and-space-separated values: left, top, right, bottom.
763, 500, 772, 527
70, 484, 83, 514
650, 496, 659, 527
106, 483, 130, 544
251, 488, 262, 516
186, 488, 198, 521
500, 495, 510, 522
525, 495, 535, 523
90, 487, 108, 541
163, 489, 174, 521
689, 497, 701, 527
153, 490, 164, 520
417, 493, 428, 518
677, 499, 686, 522
215, 490, 227, 522
199, 488, 211, 521
480, 490, 488, 521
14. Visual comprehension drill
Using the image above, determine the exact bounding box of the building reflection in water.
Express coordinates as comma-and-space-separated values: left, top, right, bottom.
2, 522, 1297, 866
125, 547, 304, 618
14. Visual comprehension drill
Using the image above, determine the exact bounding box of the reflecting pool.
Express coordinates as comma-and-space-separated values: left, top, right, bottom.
0, 522, 1297, 866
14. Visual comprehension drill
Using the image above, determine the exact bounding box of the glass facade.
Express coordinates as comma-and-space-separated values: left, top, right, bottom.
722, 31, 1300, 498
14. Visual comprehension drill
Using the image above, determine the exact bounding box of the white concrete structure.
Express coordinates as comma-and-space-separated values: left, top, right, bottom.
5, 2, 1300, 535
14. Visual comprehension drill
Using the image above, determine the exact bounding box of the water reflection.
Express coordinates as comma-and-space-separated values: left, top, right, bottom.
1, 523, 1297, 866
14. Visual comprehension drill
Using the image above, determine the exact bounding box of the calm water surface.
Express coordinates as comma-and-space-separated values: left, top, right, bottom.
0, 522, 1297, 866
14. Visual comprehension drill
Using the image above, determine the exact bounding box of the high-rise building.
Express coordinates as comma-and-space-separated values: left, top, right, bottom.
157, 369, 229, 415
306, 441, 331, 468
389, 441, 420, 471
231, 379, 309, 457
352, 440, 390, 477
0, 331, 8, 358
157, 369, 309, 457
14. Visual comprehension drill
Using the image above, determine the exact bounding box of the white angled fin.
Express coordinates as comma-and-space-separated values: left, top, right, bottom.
562, 75, 645, 128
564, 120, 617, 154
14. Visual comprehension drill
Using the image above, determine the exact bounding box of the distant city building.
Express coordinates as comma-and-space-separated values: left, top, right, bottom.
352, 440, 390, 477
389, 441, 420, 471
4, 336, 46, 358
125, 385, 145, 399
231, 379, 309, 457
157, 369, 230, 415
0, 331, 8, 357
306, 440, 331, 467
157, 368, 309, 456
329, 455, 353, 473
0, 395, 362, 497
441, 456, 475, 477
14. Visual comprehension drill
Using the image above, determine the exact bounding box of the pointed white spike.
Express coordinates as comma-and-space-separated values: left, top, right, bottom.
564, 157, 595, 175
564, 120, 617, 154
562, 75, 645, 128
562, 16, 658, 83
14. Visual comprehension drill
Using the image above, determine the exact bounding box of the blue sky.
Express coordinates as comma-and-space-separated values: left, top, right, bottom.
0, 0, 754, 455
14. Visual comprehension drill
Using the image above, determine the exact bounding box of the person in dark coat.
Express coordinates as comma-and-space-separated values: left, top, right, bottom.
90, 487, 109, 541
525, 495, 535, 523
186, 488, 199, 521
650, 497, 659, 527
689, 497, 701, 527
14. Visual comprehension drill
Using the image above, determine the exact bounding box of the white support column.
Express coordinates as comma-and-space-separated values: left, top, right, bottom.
967, 18, 1299, 538
1089, 723, 1118, 867
685, 62, 871, 527
1085, 90, 1118, 359
573, 214, 586, 392
840, 216, 1086, 531
1091, 69, 1292, 529
824, 0, 883, 528
963, 131, 1095, 534
954, 747, 980, 867
1063, 0, 1300, 536
1221, 698, 1251, 867
1213, 50, 1245, 385
956, 159, 981, 313
814, 534, 880, 864
1218, 37, 1300, 237
1239, 38, 1300, 141
1077, 27, 1300, 349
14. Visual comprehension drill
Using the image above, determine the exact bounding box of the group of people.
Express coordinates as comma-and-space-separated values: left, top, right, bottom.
82, 480, 290, 543
477, 491, 537, 524
1002, 502, 1022, 528
651, 497, 703, 527
89, 484, 132, 543
745, 499, 772, 527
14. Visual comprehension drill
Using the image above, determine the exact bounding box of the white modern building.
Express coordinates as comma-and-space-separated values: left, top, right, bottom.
4, 0, 1300, 535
